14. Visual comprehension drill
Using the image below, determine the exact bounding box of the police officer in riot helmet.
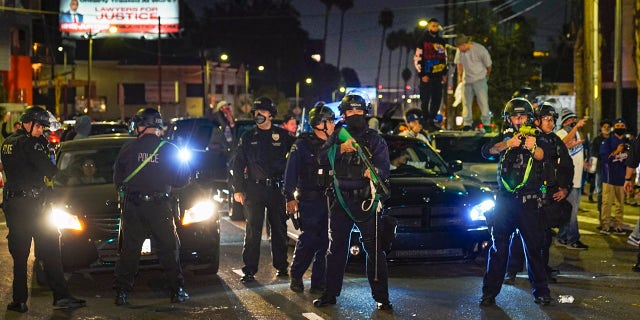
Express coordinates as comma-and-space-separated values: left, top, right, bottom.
2, 106, 86, 313
113, 108, 191, 305
232, 97, 296, 283
503, 102, 573, 285
314, 91, 393, 311
284, 101, 335, 293
479, 98, 553, 307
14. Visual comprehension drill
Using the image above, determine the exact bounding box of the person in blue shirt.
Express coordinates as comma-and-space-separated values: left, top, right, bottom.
599, 118, 630, 235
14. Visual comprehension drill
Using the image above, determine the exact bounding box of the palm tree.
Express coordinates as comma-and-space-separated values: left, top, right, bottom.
375, 8, 394, 91
334, 0, 354, 71
319, 0, 336, 60
393, 28, 411, 96
385, 30, 400, 99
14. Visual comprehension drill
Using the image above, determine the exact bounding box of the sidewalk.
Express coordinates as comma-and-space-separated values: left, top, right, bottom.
576, 192, 639, 235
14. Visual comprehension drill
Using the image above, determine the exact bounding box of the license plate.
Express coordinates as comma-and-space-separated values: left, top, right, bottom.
141, 238, 151, 255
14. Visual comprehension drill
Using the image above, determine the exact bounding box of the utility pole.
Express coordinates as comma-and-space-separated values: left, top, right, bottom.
584, 0, 601, 136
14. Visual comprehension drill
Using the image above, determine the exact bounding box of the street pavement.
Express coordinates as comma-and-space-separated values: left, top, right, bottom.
0, 193, 638, 319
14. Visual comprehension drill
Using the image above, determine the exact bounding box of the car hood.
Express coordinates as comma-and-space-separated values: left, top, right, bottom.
51, 184, 119, 217
460, 163, 498, 184
387, 175, 489, 207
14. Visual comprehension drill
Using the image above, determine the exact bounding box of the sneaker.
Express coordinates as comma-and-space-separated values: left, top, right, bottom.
599, 228, 611, 235
566, 241, 589, 250
241, 273, 255, 283
534, 296, 553, 305
555, 239, 568, 247
633, 263, 640, 272
627, 235, 640, 246
612, 228, 626, 235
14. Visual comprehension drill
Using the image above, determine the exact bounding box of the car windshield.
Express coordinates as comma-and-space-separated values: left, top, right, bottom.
54, 146, 120, 187
387, 139, 450, 177
433, 135, 499, 163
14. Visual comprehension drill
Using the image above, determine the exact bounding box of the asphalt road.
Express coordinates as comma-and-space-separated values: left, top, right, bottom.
0, 193, 639, 319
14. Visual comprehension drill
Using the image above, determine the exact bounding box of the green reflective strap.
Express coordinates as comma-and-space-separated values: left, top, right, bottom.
123, 140, 166, 184
328, 144, 377, 222
499, 147, 534, 193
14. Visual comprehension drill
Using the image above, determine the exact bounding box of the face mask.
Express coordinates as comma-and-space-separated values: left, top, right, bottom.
429, 30, 438, 36
345, 114, 367, 133
255, 114, 267, 125
613, 128, 626, 136
562, 122, 576, 131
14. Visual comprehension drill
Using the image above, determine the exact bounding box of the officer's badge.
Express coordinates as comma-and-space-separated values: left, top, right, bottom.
272, 133, 280, 141
34, 142, 45, 152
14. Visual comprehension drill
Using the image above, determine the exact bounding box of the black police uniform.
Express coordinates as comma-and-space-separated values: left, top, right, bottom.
317, 126, 391, 307
480, 128, 551, 303
283, 132, 331, 290
232, 124, 295, 277
1, 128, 74, 306
113, 134, 190, 298
505, 129, 574, 281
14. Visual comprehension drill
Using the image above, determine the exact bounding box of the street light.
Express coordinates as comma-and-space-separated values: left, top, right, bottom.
295, 77, 312, 109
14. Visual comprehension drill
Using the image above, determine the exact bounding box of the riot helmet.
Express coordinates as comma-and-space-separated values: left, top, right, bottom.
503, 98, 534, 128
338, 90, 371, 114
309, 101, 336, 127
20, 106, 61, 131
536, 102, 558, 121
129, 108, 163, 135
252, 97, 277, 116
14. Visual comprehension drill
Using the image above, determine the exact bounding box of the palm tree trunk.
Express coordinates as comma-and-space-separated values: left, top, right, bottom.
396, 49, 402, 100
376, 29, 387, 90
322, 5, 330, 59
336, 11, 346, 71
388, 48, 393, 97
574, 27, 584, 120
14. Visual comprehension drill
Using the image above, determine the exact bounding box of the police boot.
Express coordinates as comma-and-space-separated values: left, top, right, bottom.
313, 294, 336, 308
7, 301, 28, 313
290, 277, 304, 292
171, 287, 189, 303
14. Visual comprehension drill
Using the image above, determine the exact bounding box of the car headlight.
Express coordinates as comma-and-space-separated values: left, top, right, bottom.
469, 199, 495, 221
182, 200, 216, 225
178, 148, 192, 163
49, 208, 83, 231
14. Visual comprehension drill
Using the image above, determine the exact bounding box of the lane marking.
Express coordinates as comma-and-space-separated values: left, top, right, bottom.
302, 312, 325, 320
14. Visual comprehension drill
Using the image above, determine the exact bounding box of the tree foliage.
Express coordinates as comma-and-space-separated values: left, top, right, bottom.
453, 7, 538, 118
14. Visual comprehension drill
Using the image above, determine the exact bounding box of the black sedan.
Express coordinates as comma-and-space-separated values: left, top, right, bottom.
47, 135, 221, 274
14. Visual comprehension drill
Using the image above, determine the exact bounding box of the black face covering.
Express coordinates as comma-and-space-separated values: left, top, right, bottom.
429, 30, 438, 36
562, 122, 576, 132
345, 114, 367, 133
255, 114, 267, 125
614, 128, 626, 136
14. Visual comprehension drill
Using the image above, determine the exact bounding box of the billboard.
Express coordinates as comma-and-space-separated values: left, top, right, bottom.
59, 0, 179, 39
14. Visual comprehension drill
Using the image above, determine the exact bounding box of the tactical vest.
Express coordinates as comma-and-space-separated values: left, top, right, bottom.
333, 130, 372, 181
299, 134, 332, 189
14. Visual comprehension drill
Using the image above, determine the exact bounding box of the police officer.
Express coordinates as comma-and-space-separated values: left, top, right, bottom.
480, 98, 552, 306
113, 108, 191, 305
503, 102, 573, 285
313, 91, 393, 311
283, 102, 335, 293
2, 106, 86, 313
232, 97, 295, 282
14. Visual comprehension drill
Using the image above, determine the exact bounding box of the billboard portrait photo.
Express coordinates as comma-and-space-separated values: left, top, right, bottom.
59, 0, 179, 39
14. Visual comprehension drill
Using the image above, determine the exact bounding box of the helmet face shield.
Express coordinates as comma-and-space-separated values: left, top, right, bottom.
339, 89, 372, 114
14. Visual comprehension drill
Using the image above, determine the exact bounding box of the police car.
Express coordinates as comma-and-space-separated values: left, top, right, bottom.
43, 134, 221, 275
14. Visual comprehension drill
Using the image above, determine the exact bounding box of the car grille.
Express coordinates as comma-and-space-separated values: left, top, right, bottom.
389, 248, 465, 259
84, 213, 120, 234
387, 206, 466, 228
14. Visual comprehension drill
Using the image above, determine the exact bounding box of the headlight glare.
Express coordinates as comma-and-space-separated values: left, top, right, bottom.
469, 199, 495, 221
178, 148, 192, 162
49, 208, 82, 230
182, 200, 216, 225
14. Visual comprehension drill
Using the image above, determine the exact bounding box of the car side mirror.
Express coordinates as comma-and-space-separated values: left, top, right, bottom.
449, 160, 463, 172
